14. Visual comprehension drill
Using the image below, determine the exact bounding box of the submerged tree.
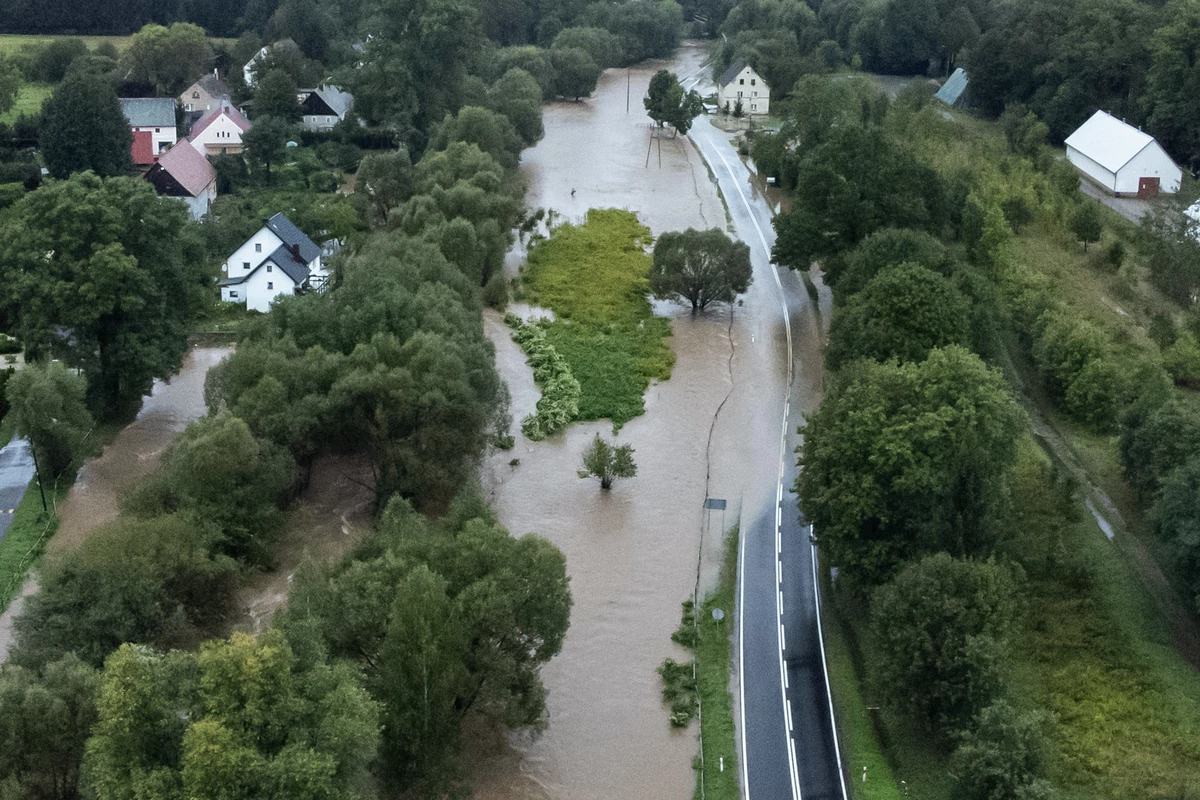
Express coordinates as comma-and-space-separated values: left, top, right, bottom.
644, 69, 705, 136
650, 228, 752, 312
578, 433, 637, 489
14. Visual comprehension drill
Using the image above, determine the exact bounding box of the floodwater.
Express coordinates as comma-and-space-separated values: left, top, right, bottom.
469, 43, 798, 800
0, 347, 231, 662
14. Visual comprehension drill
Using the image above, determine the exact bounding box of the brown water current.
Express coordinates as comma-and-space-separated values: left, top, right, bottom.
0, 347, 231, 661
469, 43, 799, 800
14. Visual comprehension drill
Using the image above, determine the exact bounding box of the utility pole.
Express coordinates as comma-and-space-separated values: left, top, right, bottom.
27, 442, 47, 512
626, 69, 631, 114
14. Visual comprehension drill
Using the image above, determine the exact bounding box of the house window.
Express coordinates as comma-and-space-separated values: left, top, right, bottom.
739, 78, 744, 85
737, 91, 743, 98
267, 281, 274, 290
229, 291, 238, 298
255, 243, 262, 253
155, 127, 160, 133
751, 79, 756, 86
243, 261, 250, 270
753, 92, 757, 97
193, 91, 200, 98
267, 264, 273, 272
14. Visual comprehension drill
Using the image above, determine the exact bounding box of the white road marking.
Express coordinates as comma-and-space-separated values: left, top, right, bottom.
780, 623, 787, 651
811, 540, 850, 800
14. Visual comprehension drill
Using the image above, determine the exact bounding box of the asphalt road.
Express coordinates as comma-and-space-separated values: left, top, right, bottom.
0, 438, 35, 543
689, 116, 848, 800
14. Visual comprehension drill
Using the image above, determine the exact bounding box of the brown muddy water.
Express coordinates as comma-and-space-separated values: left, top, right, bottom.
469, 42, 800, 800
0, 347, 231, 662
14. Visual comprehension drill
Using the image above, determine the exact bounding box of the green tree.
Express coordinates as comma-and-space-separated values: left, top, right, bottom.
5, 362, 93, 480
871, 554, 1019, 734
1119, 395, 1200, 497
123, 414, 296, 567
998, 103, 1050, 159
650, 228, 753, 312
1163, 331, 1200, 387
121, 23, 213, 96
578, 433, 637, 489
644, 69, 704, 136
798, 346, 1024, 584
826, 263, 971, 369
950, 701, 1056, 800
831, 226, 951, 297
429, 105, 524, 171
1142, 1, 1200, 172
355, 147, 415, 224
0, 173, 208, 420
552, 26, 623, 68
1153, 456, 1200, 611
27, 38, 88, 83
282, 497, 570, 792
252, 68, 302, 122
1069, 199, 1103, 251
487, 68, 545, 146
495, 45, 556, 99
242, 114, 293, 180
1139, 201, 1200, 306
550, 46, 601, 100
0, 655, 99, 800
83, 629, 380, 800
40, 72, 131, 179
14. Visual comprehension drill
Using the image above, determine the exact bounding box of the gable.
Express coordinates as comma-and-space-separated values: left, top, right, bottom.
301, 92, 338, 117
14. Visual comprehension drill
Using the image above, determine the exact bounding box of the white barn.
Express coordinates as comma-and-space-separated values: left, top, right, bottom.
218, 213, 328, 312
718, 61, 770, 117
1065, 110, 1182, 198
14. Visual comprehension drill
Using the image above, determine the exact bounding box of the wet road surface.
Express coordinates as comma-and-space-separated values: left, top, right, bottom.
689, 107, 848, 799
0, 438, 34, 543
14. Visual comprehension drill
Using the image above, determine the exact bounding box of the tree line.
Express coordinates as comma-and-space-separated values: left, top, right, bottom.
707, 0, 1200, 171
756, 76, 1200, 798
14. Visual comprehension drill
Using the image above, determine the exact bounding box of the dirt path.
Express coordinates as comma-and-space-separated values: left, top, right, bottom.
467, 42, 791, 800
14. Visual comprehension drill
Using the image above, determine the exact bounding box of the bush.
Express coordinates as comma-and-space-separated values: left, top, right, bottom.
0, 333, 21, 355
505, 316, 580, 440
0, 182, 23, 210
1152, 456, 1200, 611
949, 701, 1055, 800
1163, 332, 1200, 388
307, 170, 341, 192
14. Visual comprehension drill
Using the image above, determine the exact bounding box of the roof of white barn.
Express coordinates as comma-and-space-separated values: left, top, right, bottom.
1064, 110, 1172, 173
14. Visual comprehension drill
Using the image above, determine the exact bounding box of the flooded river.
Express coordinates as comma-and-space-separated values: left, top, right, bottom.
471, 43, 800, 800
0, 347, 230, 662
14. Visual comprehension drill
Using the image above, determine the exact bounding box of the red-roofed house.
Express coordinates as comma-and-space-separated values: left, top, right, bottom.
188, 102, 252, 157
131, 130, 156, 167
145, 143, 218, 219
119, 98, 177, 166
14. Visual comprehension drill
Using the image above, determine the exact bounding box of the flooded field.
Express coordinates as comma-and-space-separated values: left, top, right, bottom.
470, 42, 798, 800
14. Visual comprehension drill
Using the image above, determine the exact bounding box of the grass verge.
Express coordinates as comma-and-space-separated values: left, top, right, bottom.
521, 208, 674, 426
0, 481, 64, 614
694, 525, 740, 800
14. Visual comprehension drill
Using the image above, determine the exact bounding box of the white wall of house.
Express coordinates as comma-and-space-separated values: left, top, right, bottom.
223, 227, 284, 280
1066, 146, 1117, 193
190, 115, 246, 156
1115, 144, 1182, 195
133, 124, 177, 155
182, 183, 216, 220
243, 262, 296, 313
718, 66, 770, 116
303, 114, 340, 132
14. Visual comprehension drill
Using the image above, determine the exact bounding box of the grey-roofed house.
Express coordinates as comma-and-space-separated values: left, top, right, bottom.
717, 61, 769, 116
119, 97, 177, 165
218, 212, 329, 312
935, 68, 969, 108
180, 73, 232, 112
298, 86, 355, 131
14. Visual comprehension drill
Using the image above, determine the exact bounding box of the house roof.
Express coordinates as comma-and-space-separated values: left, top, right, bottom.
266, 212, 321, 265
1064, 110, 1171, 174
189, 103, 252, 140
935, 68, 968, 106
245, 38, 298, 71
120, 97, 176, 128
308, 86, 353, 119
195, 74, 231, 99
719, 60, 751, 87
131, 130, 155, 165
154, 142, 215, 197
219, 245, 309, 287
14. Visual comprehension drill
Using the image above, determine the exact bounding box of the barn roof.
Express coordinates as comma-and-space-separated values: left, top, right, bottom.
1064, 110, 1169, 173
935, 68, 968, 106
120, 97, 176, 128
154, 142, 215, 197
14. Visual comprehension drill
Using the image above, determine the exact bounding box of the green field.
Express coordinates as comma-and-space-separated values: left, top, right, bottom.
0, 82, 50, 123
0, 34, 134, 56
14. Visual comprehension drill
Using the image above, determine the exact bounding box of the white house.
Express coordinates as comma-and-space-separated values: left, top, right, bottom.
718, 61, 770, 117
188, 102, 252, 157
218, 213, 328, 312
118, 98, 177, 166
180, 73, 231, 112
1065, 110, 1182, 198
298, 85, 354, 131
144, 142, 217, 220
243, 39, 297, 87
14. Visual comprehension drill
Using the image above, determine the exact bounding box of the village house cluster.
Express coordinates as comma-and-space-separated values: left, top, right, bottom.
114, 46, 355, 312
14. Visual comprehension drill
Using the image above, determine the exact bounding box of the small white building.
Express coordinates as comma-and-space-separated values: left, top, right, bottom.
218, 213, 328, 312
243, 39, 297, 88
298, 86, 354, 131
1065, 110, 1182, 198
118, 98, 177, 166
718, 61, 770, 117
144, 142, 217, 220
188, 102, 252, 157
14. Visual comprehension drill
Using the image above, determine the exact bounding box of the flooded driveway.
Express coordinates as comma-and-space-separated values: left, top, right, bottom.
471, 42, 805, 800
0, 438, 34, 543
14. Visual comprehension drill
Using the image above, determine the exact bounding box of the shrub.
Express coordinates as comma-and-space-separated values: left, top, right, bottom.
307, 170, 341, 192
505, 316, 580, 440
1163, 332, 1200, 388
950, 701, 1055, 800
